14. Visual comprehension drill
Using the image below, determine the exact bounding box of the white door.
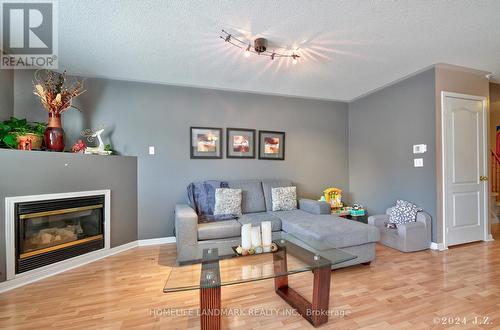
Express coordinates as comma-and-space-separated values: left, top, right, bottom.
443, 92, 488, 247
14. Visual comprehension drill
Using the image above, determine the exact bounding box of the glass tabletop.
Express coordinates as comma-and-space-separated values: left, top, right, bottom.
164, 238, 356, 293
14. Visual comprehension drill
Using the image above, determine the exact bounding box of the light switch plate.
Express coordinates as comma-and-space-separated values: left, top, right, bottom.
413, 144, 427, 154
148, 146, 155, 155
414, 158, 424, 167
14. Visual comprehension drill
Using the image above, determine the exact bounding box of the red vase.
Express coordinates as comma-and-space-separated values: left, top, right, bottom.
44, 113, 65, 152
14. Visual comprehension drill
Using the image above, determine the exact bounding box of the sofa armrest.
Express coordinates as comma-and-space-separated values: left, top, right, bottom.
397, 221, 425, 236
368, 214, 390, 227
416, 211, 431, 227
415, 211, 432, 241
175, 204, 198, 249
298, 199, 331, 215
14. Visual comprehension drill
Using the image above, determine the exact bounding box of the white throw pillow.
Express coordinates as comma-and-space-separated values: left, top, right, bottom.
271, 186, 297, 211
213, 188, 242, 215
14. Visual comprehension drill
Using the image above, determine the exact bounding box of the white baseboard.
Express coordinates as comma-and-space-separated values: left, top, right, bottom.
138, 236, 176, 246
0, 236, 176, 293
430, 242, 447, 251
430, 235, 495, 251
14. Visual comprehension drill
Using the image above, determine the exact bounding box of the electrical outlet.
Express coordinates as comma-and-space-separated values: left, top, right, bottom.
414, 158, 424, 167
148, 146, 155, 155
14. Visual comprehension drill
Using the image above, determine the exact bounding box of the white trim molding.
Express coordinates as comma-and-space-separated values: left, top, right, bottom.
440, 92, 489, 249
138, 236, 176, 246
4, 190, 111, 281
430, 242, 447, 251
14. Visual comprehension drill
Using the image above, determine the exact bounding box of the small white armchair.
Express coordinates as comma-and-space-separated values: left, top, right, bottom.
368, 207, 431, 252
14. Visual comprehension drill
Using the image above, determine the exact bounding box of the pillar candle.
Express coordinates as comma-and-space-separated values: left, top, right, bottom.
261, 221, 272, 252
251, 226, 262, 248
241, 223, 252, 250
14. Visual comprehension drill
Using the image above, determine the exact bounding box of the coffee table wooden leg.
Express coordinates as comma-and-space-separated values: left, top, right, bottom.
273, 248, 288, 290
200, 286, 221, 330
311, 265, 331, 326
273, 247, 332, 327
200, 248, 221, 330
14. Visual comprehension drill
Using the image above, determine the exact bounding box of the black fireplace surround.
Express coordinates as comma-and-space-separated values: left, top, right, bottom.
15, 195, 105, 274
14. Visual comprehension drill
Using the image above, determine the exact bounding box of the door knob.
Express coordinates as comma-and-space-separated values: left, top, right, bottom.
480, 176, 488, 181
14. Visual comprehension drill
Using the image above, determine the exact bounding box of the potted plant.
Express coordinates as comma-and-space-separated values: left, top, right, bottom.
33, 70, 85, 151
0, 117, 47, 150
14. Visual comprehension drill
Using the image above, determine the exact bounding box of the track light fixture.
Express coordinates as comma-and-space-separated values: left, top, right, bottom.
220, 29, 300, 63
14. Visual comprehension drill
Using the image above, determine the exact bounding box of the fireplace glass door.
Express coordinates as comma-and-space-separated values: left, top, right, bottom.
15, 195, 105, 274
19, 205, 103, 258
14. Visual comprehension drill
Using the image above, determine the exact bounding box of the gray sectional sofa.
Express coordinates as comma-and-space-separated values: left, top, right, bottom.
175, 179, 380, 269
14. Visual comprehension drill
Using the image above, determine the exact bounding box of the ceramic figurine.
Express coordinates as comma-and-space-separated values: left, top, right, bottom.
81, 127, 112, 155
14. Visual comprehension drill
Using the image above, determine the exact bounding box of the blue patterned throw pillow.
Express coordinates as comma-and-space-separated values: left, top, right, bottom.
389, 200, 421, 225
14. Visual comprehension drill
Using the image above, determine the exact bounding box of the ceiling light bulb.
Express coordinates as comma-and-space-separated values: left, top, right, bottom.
292, 55, 298, 64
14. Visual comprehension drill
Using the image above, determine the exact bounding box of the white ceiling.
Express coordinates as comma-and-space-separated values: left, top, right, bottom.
58, 0, 500, 101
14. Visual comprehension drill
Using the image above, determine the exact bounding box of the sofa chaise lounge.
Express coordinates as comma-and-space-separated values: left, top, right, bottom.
175, 179, 380, 269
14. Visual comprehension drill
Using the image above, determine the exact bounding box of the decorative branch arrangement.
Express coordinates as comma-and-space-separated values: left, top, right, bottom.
33, 70, 86, 114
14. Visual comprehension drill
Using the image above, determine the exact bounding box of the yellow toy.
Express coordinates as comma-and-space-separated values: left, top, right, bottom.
323, 188, 343, 209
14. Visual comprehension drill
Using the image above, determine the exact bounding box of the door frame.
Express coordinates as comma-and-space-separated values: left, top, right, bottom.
441, 91, 489, 249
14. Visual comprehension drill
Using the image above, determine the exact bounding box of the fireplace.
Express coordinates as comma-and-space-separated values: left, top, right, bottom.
14, 195, 105, 274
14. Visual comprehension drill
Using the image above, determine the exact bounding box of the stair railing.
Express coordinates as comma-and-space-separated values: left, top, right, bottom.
491, 149, 500, 195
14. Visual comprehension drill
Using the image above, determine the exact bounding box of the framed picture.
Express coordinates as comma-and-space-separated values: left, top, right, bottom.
226, 128, 256, 159
190, 127, 223, 159
259, 130, 285, 160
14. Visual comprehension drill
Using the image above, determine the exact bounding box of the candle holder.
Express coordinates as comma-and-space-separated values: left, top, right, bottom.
233, 242, 279, 256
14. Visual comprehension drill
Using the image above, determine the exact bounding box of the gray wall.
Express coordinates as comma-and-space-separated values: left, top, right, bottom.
348, 68, 437, 241
0, 149, 138, 282
13, 70, 350, 240
0, 70, 13, 121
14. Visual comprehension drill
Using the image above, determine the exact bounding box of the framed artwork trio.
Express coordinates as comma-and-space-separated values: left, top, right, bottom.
190, 127, 285, 160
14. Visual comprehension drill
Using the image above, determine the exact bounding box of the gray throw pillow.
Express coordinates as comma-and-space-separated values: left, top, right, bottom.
213, 188, 242, 215
271, 186, 297, 211
389, 200, 421, 225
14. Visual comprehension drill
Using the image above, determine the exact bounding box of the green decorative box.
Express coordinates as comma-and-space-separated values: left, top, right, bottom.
350, 209, 365, 216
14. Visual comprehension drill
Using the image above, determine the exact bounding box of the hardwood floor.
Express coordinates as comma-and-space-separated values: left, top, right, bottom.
492, 223, 500, 240
1, 240, 500, 329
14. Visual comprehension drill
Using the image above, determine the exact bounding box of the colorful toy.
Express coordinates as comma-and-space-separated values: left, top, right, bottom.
333, 206, 352, 216
350, 203, 366, 216
323, 188, 343, 208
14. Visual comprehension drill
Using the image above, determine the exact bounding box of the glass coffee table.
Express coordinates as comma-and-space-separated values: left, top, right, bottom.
164, 238, 356, 329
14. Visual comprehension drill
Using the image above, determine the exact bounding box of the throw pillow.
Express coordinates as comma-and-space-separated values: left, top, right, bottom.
389, 200, 421, 225
213, 188, 242, 215
271, 186, 297, 211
